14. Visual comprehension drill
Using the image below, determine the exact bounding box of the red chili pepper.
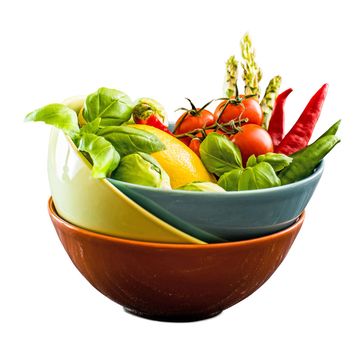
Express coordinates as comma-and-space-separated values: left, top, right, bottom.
136, 114, 173, 135
268, 88, 293, 148
275, 84, 328, 155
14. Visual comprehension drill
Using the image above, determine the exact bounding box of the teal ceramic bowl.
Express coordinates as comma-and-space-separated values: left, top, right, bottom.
109, 161, 324, 242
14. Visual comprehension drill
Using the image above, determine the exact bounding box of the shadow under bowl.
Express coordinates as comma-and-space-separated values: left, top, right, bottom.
48, 197, 305, 322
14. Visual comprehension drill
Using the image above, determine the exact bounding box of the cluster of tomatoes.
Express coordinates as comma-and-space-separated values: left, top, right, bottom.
173, 95, 274, 164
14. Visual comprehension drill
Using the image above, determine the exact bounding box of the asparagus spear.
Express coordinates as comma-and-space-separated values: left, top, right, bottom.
240, 33, 262, 99
224, 55, 239, 98
260, 75, 282, 129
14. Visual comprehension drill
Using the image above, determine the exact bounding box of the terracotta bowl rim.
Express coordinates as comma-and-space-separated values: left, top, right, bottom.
49, 197, 304, 250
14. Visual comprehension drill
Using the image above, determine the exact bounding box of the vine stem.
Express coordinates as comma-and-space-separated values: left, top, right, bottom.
174, 118, 249, 139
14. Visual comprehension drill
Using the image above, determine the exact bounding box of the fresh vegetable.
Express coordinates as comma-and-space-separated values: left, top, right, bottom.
260, 76, 282, 129
315, 119, 341, 140
136, 114, 172, 135
291, 119, 341, 159
224, 55, 239, 98
83, 87, 133, 126
187, 129, 228, 157
267, 88, 293, 147
214, 95, 263, 126
189, 137, 201, 157
279, 135, 340, 185
77, 133, 120, 178
218, 162, 281, 191
199, 132, 242, 177
79, 117, 101, 135
174, 98, 216, 137
25, 32, 340, 193
230, 124, 273, 164
132, 97, 168, 124
97, 125, 165, 157
255, 152, 292, 172
177, 182, 225, 192
25, 103, 79, 137
111, 152, 171, 189
130, 124, 214, 189
240, 33, 262, 99
246, 152, 292, 172
275, 84, 329, 155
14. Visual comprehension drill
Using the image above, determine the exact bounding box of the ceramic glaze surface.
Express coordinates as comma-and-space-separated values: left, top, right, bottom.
49, 198, 304, 322
47, 98, 205, 244
110, 161, 323, 241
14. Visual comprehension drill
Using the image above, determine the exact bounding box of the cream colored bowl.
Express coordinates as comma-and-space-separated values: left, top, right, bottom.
47, 97, 204, 244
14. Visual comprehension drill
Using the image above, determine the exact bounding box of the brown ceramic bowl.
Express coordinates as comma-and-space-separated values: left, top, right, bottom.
48, 197, 305, 322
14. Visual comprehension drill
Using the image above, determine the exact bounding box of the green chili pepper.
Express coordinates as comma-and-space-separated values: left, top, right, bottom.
291, 119, 341, 158
279, 135, 340, 185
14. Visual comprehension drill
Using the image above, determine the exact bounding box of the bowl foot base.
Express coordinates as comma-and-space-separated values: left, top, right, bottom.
123, 307, 222, 322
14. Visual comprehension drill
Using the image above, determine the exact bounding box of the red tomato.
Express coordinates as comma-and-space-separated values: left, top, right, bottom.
174, 109, 217, 135
189, 138, 201, 157
214, 97, 263, 125
231, 124, 273, 164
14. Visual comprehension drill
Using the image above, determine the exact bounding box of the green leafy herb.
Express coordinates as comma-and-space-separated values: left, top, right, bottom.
111, 152, 171, 189
97, 125, 165, 157
77, 133, 120, 178
246, 154, 258, 167
177, 182, 226, 192
80, 117, 101, 135
83, 87, 133, 126
256, 152, 292, 172
218, 162, 281, 191
199, 133, 242, 177
217, 168, 244, 191
25, 103, 79, 137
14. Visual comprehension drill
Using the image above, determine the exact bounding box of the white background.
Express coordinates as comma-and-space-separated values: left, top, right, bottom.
1, 0, 358, 349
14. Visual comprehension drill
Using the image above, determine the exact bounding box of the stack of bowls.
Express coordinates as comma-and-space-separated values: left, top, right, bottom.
46, 98, 323, 321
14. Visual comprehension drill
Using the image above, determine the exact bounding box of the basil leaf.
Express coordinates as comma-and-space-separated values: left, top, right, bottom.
218, 162, 281, 191
199, 133, 242, 176
80, 117, 101, 134
111, 152, 171, 189
246, 154, 257, 167
97, 125, 165, 157
84, 87, 133, 126
177, 182, 225, 192
217, 169, 244, 191
78, 133, 120, 178
256, 152, 292, 172
25, 103, 79, 137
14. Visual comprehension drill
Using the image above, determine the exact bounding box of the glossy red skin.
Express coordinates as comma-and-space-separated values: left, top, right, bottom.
174, 109, 217, 135
231, 124, 273, 164
189, 129, 228, 156
214, 97, 263, 126
189, 138, 201, 157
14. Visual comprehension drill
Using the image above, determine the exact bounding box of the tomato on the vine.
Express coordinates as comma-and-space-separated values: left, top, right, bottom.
189, 129, 227, 157
230, 124, 273, 164
189, 138, 201, 157
174, 98, 217, 136
214, 96, 263, 126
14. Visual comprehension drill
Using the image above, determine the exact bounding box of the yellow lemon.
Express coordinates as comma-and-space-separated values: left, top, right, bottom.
130, 124, 214, 188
